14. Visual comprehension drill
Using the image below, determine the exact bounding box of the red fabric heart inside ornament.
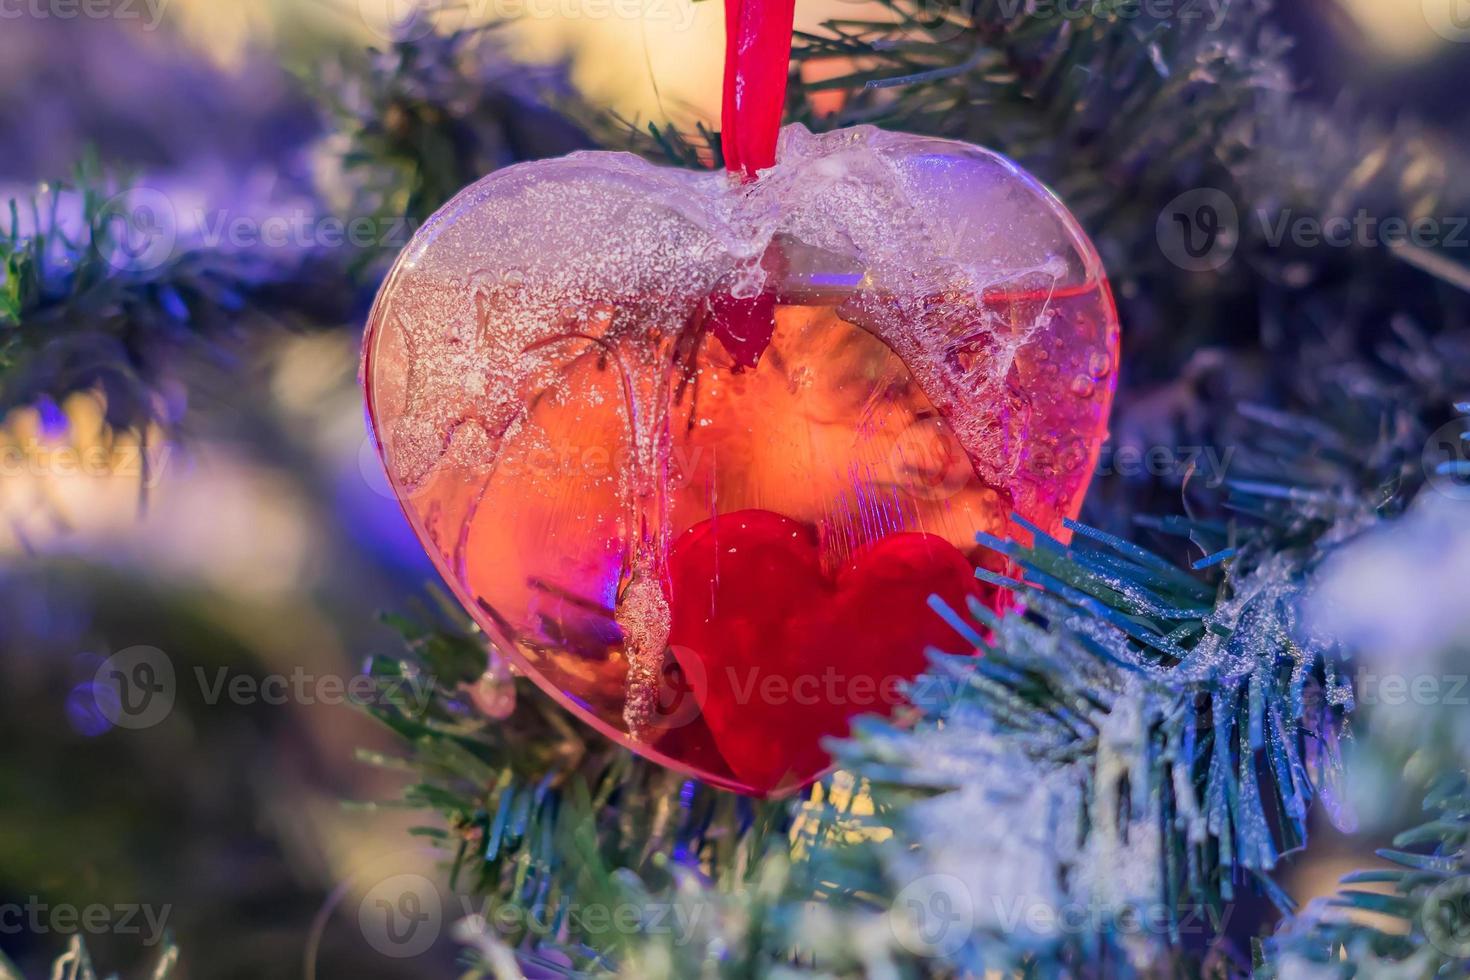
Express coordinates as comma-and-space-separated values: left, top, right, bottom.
664, 509, 988, 795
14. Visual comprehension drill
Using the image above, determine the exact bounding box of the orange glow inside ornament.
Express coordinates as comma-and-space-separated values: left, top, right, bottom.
361, 2, 1118, 796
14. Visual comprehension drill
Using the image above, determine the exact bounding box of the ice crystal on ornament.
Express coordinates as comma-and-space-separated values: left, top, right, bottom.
362, 123, 1118, 795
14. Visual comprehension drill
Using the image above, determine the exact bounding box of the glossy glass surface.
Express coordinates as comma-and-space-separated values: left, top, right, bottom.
363, 125, 1119, 795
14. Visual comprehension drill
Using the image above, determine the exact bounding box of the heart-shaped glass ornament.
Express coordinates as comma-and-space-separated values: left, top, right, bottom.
362, 123, 1118, 796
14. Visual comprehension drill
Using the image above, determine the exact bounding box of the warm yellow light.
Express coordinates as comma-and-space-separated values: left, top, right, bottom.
165, 0, 862, 127
1336, 0, 1464, 64
0, 390, 320, 602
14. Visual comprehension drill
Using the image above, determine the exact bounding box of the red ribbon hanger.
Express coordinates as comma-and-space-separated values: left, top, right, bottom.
721, 0, 798, 179
705, 0, 797, 367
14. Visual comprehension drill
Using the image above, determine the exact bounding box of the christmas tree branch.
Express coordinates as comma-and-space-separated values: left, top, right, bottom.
1259, 774, 1470, 978
356, 608, 794, 963
0, 935, 178, 980
0, 158, 347, 435
308, 23, 592, 281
